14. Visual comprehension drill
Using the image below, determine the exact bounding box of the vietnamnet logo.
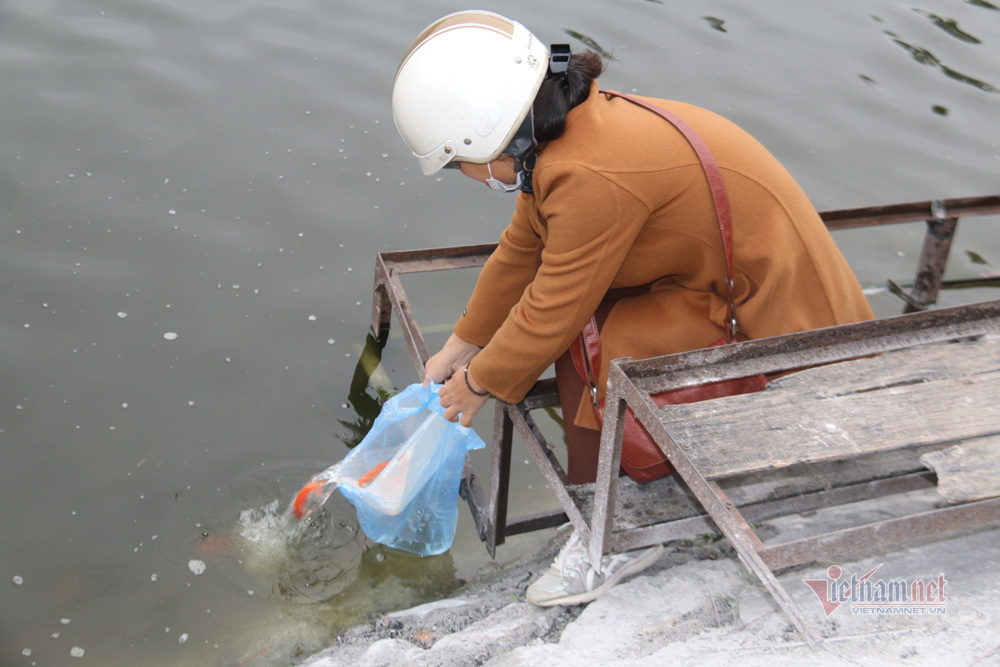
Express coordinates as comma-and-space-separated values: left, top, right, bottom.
803, 564, 948, 616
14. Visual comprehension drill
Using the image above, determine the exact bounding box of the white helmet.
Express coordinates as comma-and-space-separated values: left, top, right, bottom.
392, 11, 549, 175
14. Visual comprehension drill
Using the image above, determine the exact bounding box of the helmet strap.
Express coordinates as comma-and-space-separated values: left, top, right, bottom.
519, 152, 536, 195
548, 44, 571, 79
501, 108, 538, 194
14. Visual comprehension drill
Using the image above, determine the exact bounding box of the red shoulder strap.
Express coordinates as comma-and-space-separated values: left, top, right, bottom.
572, 91, 743, 393
601, 90, 739, 342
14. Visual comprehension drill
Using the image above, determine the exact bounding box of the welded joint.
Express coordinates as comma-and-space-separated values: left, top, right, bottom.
926, 199, 959, 240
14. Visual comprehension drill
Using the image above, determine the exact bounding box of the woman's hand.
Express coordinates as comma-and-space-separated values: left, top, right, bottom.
423, 333, 481, 385
438, 365, 490, 427
425, 333, 489, 427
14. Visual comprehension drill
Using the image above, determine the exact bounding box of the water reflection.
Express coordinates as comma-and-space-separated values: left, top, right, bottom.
876, 8, 998, 94
884, 29, 998, 92
966, 0, 998, 11
702, 16, 728, 33
913, 8, 982, 43
338, 332, 395, 450
309, 543, 462, 634
564, 30, 618, 61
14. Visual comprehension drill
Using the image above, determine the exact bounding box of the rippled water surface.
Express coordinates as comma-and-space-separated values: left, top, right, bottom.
2, 0, 998, 664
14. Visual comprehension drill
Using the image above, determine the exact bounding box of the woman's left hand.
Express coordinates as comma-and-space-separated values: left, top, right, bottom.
438, 366, 490, 427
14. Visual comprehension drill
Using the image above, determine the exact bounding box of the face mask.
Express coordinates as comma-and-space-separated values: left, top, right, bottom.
486, 162, 524, 193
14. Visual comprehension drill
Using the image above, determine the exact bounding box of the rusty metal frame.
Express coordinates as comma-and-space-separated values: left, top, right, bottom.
597, 300, 1000, 647
369, 195, 1000, 557
368, 195, 1000, 638
821, 195, 1000, 308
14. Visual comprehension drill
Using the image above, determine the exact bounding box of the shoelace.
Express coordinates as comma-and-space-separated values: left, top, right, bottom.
553, 533, 589, 577
555, 533, 636, 588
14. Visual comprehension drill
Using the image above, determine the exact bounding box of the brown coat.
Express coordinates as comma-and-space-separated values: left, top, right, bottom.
454, 84, 873, 427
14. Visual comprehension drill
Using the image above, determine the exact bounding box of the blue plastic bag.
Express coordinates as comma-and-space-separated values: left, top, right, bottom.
336, 383, 485, 556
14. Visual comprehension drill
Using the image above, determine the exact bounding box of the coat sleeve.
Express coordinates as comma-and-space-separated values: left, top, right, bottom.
459, 163, 650, 402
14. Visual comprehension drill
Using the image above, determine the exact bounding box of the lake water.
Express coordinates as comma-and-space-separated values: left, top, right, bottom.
2, 0, 998, 664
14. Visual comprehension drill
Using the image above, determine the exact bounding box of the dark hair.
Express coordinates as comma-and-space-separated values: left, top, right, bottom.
532, 51, 606, 143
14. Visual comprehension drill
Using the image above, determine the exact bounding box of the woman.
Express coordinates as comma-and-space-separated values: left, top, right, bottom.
391, 11, 873, 606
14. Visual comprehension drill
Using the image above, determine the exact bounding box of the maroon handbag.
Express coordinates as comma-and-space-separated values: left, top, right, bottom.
571, 91, 767, 483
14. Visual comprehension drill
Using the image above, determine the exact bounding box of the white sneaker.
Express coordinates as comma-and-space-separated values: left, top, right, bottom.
526, 531, 664, 606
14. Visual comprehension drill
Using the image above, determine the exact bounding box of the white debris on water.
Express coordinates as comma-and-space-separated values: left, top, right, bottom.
188, 559, 206, 576
12, 575, 23, 585
61, 618, 71, 625
163, 332, 178, 341
178, 633, 189, 643
308, 315, 317, 321
117, 311, 127, 319
70, 646, 85, 658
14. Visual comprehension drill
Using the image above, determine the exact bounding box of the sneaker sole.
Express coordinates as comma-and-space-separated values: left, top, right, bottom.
532, 543, 665, 607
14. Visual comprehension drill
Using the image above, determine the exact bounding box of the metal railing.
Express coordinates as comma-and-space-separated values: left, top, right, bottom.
368, 195, 1000, 555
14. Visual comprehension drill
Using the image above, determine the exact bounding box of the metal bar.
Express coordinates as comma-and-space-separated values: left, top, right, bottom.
383, 262, 431, 378
866, 274, 1000, 297
621, 299, 1000, 396
820, 195, 1000, 231
909, 201, 959, 308
370, 196, 1000, 282
742, 471, 937, 523
887, 279, 928, 311
760, 496, 1000, 571
610, 515, 718, 552
458, 457, 488, 540
510, 403, 572, 485
589, 391, 629, 571
937, 274, 1000, 290
519, 378, 560, 410
607, 472, 936, 553
486, 401, 515, 556
509, 402, 592, 537
377, 244, 497, 273
370, 254, 394, 340
504, 510, 570, 537
370, 195, 999, 283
